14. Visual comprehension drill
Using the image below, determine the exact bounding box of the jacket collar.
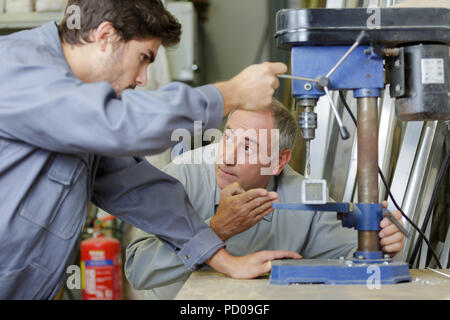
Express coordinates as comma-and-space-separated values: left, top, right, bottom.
37, 21, 73, 73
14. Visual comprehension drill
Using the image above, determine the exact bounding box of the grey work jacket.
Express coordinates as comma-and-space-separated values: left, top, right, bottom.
0, 22, 225, 299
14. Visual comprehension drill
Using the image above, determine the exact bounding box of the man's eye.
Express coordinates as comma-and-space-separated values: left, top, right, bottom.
141, 54, 150, 62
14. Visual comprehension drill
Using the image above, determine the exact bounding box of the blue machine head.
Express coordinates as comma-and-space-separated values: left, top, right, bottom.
291, 45, 384, 100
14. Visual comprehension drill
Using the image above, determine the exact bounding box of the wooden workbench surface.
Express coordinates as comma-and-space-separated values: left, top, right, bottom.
175, 269, 450, 300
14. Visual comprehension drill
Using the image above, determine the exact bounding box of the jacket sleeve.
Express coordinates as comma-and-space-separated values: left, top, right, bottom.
0, 62, 223, 156
124, 156, 209, 291
92, 156, 225, 272
125, 228, 192, 291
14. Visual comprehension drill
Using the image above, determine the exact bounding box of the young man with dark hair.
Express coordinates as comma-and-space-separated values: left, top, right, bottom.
0, 0, 297, 299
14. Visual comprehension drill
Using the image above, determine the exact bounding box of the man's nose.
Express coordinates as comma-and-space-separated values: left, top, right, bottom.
136, 66, 148, 87
223, 142, 237, 165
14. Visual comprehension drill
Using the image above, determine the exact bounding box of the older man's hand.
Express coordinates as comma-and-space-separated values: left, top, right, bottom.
379, 201, 405, 257
210, 182, 279, 242
207, 248, 302, 280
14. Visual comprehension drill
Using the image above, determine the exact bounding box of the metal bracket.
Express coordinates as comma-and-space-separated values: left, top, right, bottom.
385, 47, 405, 97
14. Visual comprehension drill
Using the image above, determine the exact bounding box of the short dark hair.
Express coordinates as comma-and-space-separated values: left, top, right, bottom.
58, 0, 182, 47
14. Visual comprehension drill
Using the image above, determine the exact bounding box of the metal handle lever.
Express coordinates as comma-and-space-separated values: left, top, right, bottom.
277, 74, 317, 83
426, 267, 450, 279
382, 210, 410, 239
326, 30, 367, 79
324, 86, 350, 140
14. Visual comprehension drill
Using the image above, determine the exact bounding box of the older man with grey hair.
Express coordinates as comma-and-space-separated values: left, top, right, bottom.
125, 100, 404, 299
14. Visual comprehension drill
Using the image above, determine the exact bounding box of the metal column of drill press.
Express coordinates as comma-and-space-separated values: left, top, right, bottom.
357, 97, 380, 255
269, 7, 450, 286
271, 35, 397, 285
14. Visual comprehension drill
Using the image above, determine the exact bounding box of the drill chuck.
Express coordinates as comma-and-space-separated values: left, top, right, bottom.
299, 111, 317, 140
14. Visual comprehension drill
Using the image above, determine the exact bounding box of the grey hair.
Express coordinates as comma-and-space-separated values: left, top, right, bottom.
227, 100, 298, 152
268, 99, 298, 152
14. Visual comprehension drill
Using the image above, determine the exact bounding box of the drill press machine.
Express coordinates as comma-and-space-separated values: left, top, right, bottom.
271, 7, 449, 285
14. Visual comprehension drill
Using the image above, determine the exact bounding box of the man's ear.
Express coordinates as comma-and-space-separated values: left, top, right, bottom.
93, 21, 122, 51
272, 149, 292, 176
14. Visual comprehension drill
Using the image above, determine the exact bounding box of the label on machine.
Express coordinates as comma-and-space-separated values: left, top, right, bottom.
421, 58, 445, 84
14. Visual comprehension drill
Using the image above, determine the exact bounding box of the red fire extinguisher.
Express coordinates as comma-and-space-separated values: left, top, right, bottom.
81, 216, 123, 300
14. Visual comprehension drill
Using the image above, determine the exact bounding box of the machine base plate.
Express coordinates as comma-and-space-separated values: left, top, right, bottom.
270, 259, 411, 285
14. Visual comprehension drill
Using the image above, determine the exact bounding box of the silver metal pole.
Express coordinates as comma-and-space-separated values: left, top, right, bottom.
277, 74, 317, 83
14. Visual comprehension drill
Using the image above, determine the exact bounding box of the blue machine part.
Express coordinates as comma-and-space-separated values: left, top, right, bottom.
272, 202, 350, 213
270, 259, 412, 285
341, 203, 383, 231
274, 44, 409, 285
353, 251, 383, 261
291, 45, 384, 99
273, 202, 382, 231
273, 202, 384, 260
271, 202, 412, 284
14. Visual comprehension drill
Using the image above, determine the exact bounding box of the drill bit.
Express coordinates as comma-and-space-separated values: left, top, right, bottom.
305, 140, 311, 178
